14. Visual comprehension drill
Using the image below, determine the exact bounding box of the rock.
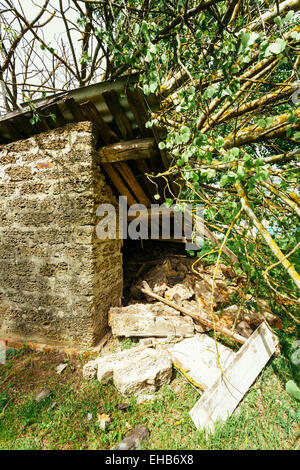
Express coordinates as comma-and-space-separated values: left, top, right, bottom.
218, 302, 282, 331
98, 413, 110, 431
170, 378, 183, 394
93, 346, 172, 396
82, 358, 99, 379
47, 401, 57, 411
118, 403, 130, 410
236, 320, 253, 338
164, 277, 194, 303
35, 388, 51, 402
139, 338, 155, 347
83, 412, 93, 425
204, 263, 235, 281
56, 363, 68, 374
131, 261, 170, 300
246, 299, 283, 329
143, 260, 171, 297
110, 302, 180, 318
181, 300, 210, 332
193, 279, 224, 308
115, 424, 150, 450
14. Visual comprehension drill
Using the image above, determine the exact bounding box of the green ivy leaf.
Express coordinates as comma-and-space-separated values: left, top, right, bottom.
164, 198, 174, 208
265, 38, 286, 56
230, 147, 240, 158
285, 10, 294, 21
203, 84, 218, 99
257, 118, 267, 128
293, 131, 300, 141
133, 23, 140, 35
220, 175, 228, 187
286, 380, 300, 401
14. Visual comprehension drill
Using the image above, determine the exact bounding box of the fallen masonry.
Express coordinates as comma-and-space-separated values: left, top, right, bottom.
109, 303, 195, 338
83, 345, 172, 396
158, 334, 236, 390
83, 255, 282, 431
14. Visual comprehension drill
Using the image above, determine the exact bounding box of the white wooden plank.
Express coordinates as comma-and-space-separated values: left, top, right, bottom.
189, 322, 279, 432
163, 335, 235, 390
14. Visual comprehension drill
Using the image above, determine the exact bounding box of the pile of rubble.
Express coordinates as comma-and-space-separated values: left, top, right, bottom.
83, 255, 281, 432
111, 256, 282, 339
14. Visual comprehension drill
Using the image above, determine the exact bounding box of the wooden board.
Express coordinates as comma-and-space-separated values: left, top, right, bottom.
102, 90, 134, 140
163, 335, 235, 391
63, 97, 86, 122
101, 163, 137, 206
133, 158, 158, 199
80, 100, 119, 144
98, 137, 157, 163
126, 87, 152, 137
114, 162, 152, 207
189, 322, 279, 432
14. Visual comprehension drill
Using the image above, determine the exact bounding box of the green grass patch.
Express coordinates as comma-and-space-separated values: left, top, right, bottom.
0, 337, 299, 450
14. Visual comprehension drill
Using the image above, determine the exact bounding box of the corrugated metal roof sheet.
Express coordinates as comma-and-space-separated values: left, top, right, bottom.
0, 73, 159, 143
0, 74, 172, 205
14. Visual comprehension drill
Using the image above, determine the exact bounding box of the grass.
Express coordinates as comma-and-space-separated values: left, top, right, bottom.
0, 332, 299, 450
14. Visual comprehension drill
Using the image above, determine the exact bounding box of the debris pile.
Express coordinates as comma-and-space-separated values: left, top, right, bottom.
83, 254, 281, 432
111, 256, 282, 338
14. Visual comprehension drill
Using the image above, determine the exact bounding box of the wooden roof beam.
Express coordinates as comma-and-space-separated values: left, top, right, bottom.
98, 137, 158, 163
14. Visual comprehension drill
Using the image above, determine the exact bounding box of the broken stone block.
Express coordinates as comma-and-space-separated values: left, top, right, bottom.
164, 277, 194, 303
204, 263, 235, 281
139, 337, 155, 347
135, 260, 171, 300
160, 334, 235, 390
93, 346, 172, 396
236, 320, 253, 338
193, 279, 224, 308
82, 358, 99, 379
56, 363, 68, 374
109, 303, 194, 338
181, 300, 210, 333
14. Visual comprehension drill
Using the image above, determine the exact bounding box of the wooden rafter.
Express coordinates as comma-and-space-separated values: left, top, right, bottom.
80, 100, 118, 144
102, 90, 134, 140
101, 163, 137, 206
114, 161, 152, 207
98, 137, 157, 163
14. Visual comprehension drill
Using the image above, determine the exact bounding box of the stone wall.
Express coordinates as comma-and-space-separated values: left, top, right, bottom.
0, 121, 123, 347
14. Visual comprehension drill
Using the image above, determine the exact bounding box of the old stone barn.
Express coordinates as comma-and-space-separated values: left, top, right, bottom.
0, 74, 173, 348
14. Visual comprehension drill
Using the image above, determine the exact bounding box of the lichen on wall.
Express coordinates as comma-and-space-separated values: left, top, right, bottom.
0, 121, 123, 347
